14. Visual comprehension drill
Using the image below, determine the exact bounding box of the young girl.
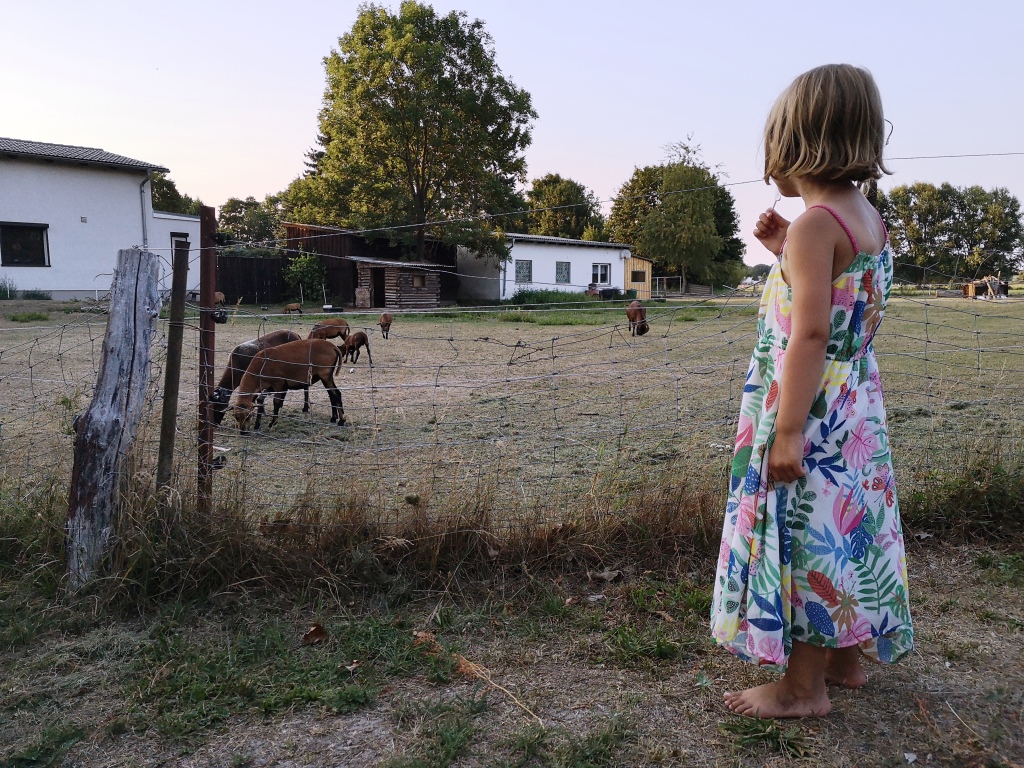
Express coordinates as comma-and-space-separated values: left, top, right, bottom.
710, 64, 914, 718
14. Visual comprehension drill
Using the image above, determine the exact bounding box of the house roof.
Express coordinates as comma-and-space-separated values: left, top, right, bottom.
348, 255, 451, 269
0, 137, 169, 173
506, 232, 631, 250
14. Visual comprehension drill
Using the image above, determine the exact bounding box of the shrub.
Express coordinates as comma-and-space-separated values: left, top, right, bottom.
284, 253, 327, 301
8, 312, 49, 322
508, 289, 604, 306
0, 275, 16, 299
21, 289, 52, 300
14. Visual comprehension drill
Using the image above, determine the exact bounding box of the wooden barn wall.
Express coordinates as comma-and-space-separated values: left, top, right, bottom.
216, 255, 286, 305
624, 255, 652, 300
355, 264, 442, 309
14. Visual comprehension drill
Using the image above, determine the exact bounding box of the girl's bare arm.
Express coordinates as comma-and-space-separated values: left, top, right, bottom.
768, 210, 836, 483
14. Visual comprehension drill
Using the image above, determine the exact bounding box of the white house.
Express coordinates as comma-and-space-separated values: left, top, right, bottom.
0, 138, 200, 300
456, 233, 652, 302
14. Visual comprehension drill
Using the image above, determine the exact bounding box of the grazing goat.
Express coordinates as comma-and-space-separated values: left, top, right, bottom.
342, 331, 372, 365
626, 300, 649, 337
308, 317, 350, 341
283, 302, 303, 315
378, 312, 393, 339
214, 291, 225, 306
210, 330, 304, 425
232, 339, 344, 433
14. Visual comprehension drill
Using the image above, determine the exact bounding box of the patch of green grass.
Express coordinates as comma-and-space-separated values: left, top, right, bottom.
602, 624, 688, 665
498, 309, 537, 323
720, 717, 812, 758
20, 289, 52, 300
386, 690, 489, 768
626, 581, 712, 618
6, 723, 84, 767
134, 612, 434, 738
975, 552, 1024, 586
497, 717, 631, 768
7, 311, 49, 322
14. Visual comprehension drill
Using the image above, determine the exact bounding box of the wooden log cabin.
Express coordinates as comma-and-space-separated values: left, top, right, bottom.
350, 256, 443, 309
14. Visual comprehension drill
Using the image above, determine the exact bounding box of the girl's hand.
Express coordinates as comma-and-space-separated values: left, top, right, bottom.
767, 430, 806, 484
753, 209, 790, 256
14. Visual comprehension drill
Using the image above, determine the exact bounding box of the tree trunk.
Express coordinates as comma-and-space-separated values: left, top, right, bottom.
66, 249, 161, 592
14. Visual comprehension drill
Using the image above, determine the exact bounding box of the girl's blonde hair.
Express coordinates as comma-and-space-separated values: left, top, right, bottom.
764, 64, 891, 183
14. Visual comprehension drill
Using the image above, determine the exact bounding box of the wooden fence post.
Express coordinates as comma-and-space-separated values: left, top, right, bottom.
197, 207, 217, 513
67, 249, 161, 591
156, 238, 190, 500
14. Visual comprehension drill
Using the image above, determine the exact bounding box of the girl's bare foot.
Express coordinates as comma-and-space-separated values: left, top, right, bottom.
724, 679, 832, 719
824, 647, 867, 689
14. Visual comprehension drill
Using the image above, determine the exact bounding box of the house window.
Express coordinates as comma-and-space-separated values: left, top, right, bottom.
515, 259, 532, 284
412, 273, 425, 288
555, 261, 571, 284
630, 270, 646, 283
0, 224, 50, 267
592, 263, 610, 285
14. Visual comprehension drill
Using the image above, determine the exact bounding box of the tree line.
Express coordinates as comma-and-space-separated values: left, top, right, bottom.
155, 1, 1023, 290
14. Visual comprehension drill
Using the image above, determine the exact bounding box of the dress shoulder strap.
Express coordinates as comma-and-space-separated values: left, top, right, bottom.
808, 204, 859, 254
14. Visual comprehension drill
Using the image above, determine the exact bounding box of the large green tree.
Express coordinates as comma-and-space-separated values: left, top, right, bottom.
218, 195, 282, 245
607, 146, 744, 289
524, 173, 602, 239
877, 183, 1023, 283
150, 172, 202, 215
304, 1, 536, 259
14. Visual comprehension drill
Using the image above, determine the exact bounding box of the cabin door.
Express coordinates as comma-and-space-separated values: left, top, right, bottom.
371, 267, 386, 308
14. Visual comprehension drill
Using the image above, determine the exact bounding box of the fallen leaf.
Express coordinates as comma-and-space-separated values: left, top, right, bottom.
564, 597, 578, 606
302, 623, 328, 646
904, 753, 917, 764
587, 594, 606, 603
590, 568, 621, 583
344, 660, 361, 673
653, 610, 676, 623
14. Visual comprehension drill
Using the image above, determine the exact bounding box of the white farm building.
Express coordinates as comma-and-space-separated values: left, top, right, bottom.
457, 233, 652, 302
0, 138, 200, 300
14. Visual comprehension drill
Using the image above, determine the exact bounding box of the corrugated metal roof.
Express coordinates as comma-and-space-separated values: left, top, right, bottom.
348, 255, 451, 269
506, 232, 631, 249
0, 137, 168, 172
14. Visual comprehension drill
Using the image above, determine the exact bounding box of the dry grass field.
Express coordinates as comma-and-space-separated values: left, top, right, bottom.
1, 294, 1022, 529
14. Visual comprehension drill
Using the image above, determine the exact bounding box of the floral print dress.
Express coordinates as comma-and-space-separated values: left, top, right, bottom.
710, 205, 914, 670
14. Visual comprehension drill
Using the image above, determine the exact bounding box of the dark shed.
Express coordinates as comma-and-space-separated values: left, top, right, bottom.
281, 223, 457, 308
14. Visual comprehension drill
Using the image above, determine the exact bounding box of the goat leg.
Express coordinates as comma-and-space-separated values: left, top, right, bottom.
267, 391, 286, 429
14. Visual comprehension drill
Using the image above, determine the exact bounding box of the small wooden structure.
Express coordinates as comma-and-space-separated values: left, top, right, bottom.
351, 256, 443, 309
962, 276, 1009, 299
623, 254, 653, 300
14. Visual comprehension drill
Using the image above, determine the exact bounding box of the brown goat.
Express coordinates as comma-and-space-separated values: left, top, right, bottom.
308, 317, 350, 341
626, 300, 649, 336
283, 302, 303, 314
341, 331, 372, 365
378, 312, 393, 339
210, 330, 304, 425
232, 339, 344, 433
214, 291, 225, 306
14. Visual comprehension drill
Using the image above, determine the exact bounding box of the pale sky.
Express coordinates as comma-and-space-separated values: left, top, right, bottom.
3, 0, 1021, 266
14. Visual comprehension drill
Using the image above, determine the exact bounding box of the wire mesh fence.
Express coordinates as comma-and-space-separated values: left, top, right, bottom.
1, 281, 1022, 536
